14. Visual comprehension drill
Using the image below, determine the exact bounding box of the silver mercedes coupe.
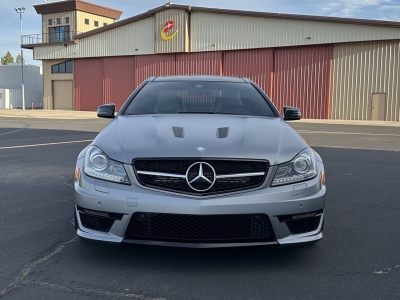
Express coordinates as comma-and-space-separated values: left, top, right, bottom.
74, 76, 326, 248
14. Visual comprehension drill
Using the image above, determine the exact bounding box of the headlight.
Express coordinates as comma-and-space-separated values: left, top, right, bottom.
83, 146, 130, 185
271, 148, 317, 186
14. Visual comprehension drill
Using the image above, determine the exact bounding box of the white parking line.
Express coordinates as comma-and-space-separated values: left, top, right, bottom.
0, 122, 31, 136
0, 140, 92, 150
296, 130, 400, 137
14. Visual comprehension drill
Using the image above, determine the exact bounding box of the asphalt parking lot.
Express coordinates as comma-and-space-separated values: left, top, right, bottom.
0, 113, 399, 300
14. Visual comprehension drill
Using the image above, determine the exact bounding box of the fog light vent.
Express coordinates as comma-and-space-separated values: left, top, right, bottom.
291, 212, 317, 220
277, 210, 323, 235
83, 209, 109, 218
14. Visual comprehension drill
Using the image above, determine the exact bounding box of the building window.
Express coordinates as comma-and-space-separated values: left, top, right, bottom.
84, 18, 89, 25
94, 21, 99, 27
48, 19, 53, 25
65, 17, 70, 24
51, 60, 73, 74
57, 18, 61, 25
59, 63, 65, 73
49, 26, 70, 42
103, 23, 108, 26
65, 60, 72, 73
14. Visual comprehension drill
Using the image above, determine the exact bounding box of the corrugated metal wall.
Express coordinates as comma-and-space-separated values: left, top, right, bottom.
73, 52, 224, 110
0, 89, 43, 109
103, 56, 136, 109
74, 55, 177, 110
135, 54, 176, 86
274, 45, 332, 119
155, 9, 188, 53
34, 9, 400, 60
331, 41, 400, 121
74, 58, 103, 111
72, 43, 400, 122
72, 48, 333, 115
0, 65, 42, 91
223, 49, 274, 96
9, 89, 43, 109
190, 12, 400, 52
0, 89, 5, 108
176, 52, 222, 75
34, 18, 155, 60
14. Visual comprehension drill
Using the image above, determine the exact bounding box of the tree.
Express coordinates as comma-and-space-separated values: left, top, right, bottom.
1, 52, 14, 65
16, 53, 25, 64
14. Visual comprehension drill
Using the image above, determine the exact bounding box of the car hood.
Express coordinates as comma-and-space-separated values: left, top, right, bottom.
92, 114, 308, 165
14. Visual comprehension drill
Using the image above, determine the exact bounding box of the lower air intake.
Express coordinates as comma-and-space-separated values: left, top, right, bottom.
125, 213, 275, 243
79, 212, 115, 232
286, 216, 321, 234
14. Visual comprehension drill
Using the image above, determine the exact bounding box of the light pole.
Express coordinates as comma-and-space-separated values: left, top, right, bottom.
15, 7, 25, 110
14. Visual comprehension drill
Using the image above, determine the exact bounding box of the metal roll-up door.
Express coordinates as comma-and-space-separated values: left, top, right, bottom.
53, 80, 73, 110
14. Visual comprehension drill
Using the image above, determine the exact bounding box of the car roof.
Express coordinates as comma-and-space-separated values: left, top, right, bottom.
151, 75, 248, 83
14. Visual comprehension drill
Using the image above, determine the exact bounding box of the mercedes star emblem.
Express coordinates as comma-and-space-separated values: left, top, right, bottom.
186, 162, 216, 192
196, 147, 206, 152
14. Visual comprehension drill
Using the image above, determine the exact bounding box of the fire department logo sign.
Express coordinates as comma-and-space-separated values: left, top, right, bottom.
161, 20, 178, 41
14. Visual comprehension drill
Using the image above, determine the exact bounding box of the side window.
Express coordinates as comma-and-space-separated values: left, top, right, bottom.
103, 23, 108, 26
65, 17, 70, 24
56, 18, 61, 25
94, 21, 99, 27
84, 19, 89, 25
51, 60, 73, 74
48, 19, 53, 26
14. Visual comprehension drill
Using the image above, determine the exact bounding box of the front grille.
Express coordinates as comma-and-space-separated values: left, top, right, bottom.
134, 159, 269, 195
125, 213, 275, 243
135, 160, 267, 174
286, 216, 321, 234
79, 213, 115, 232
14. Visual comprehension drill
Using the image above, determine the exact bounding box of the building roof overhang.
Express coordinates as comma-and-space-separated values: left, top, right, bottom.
34, 0, 122, 20
22, 40, 76, 50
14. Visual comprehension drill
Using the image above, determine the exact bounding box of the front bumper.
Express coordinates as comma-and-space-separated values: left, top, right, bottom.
74, 159, 326, 248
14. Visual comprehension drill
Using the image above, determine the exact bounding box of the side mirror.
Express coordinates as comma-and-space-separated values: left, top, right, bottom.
283, 106, 301, 121
97, 104, 115, 118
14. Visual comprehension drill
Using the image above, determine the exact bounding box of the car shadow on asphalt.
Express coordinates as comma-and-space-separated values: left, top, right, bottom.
73, 237, 316, 273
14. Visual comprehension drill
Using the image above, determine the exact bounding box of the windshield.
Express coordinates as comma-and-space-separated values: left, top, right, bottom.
124, 81, 277, 117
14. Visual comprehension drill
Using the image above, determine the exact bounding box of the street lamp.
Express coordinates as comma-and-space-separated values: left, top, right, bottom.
15, 7, 25, 110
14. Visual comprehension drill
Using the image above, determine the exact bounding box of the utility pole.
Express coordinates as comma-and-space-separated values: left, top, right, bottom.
15, 7, 25, 110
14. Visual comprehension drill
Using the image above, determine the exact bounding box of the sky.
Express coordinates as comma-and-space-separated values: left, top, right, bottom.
1, 0, 400, 65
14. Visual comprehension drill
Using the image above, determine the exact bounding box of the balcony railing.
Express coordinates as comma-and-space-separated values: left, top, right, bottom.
21, 31, 82, 45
